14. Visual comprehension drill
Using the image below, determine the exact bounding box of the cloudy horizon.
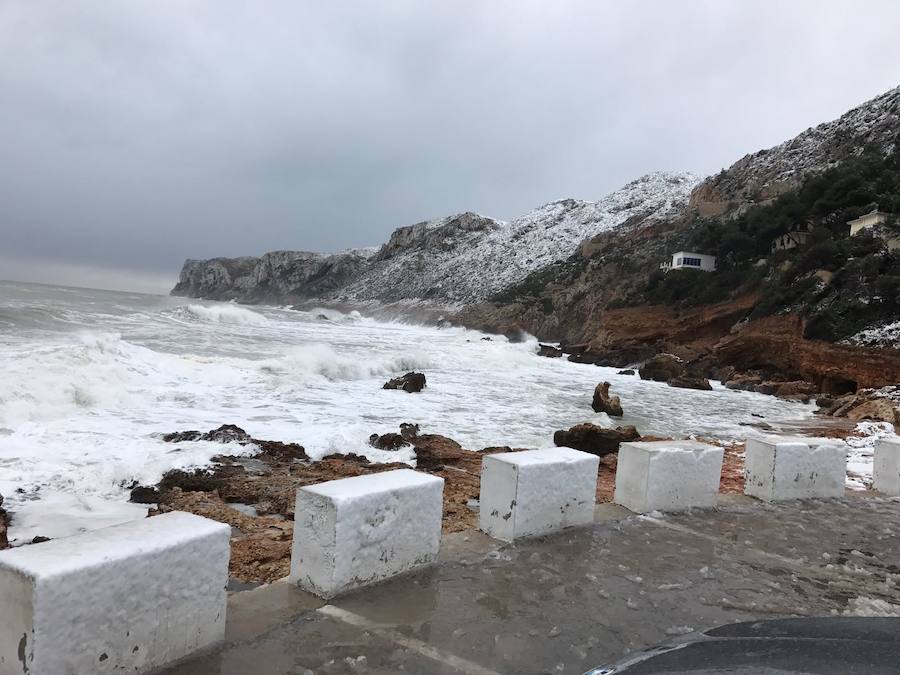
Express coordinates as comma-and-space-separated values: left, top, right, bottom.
2, 1, 900, 294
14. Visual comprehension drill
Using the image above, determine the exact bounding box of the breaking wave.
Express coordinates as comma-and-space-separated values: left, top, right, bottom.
172, 303, 270, 326
259, 343, 431, 381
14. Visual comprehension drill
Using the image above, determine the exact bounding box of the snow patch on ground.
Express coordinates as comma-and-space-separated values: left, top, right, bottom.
845, 421, 898, 490
844, 320, 900, 349
843, 596, 900, 617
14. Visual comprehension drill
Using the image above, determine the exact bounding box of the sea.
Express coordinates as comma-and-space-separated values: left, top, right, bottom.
0, 280, 818, 545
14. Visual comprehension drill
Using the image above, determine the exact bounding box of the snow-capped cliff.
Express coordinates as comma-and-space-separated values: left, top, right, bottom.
171, 171, 699, 305
692, 85, 900, 215
336, 171, 698, 305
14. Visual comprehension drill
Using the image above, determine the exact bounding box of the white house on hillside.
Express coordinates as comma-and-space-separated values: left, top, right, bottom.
660, 251, 716, 272
848, 209, 889, 236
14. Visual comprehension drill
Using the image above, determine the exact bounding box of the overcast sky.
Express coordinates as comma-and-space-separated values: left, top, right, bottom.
2, 1, 900, 293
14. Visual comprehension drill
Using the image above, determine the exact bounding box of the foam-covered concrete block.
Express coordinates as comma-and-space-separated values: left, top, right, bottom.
290, 469, 443, 598
874, 438, 900, 496
744, 437, 847, 501
614, 440, 724, 513
0, 511, 230, 675
479, 447, 599, 542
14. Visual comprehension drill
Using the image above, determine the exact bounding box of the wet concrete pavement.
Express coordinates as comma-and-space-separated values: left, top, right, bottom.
164, 494, 900, 675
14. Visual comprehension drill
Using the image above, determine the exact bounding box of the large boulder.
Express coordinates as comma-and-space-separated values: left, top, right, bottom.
537, 344, 564, 358
639, 354, 685, 382
724, 373, 763, 391
413, 434, 468, 470
667, 376, 713, 391
553, 423, 640, 457
592, 382, 624, 417
846, 399, 899, 424
368, 432, 410, 451
383, 372, 427, 393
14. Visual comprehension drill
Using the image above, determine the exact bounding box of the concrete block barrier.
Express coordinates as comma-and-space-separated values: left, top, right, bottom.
614, 440, 724, 513
744, 437, 847, 501
874, 438, 900, 495
290, 469, 444, 598
479, 447, 599, 542
0, 511, 230, 675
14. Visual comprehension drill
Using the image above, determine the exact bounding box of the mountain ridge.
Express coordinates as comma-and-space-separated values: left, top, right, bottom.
171, 170, 699, 305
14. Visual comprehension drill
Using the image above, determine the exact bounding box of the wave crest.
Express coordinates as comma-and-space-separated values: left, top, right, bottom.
172, 303, 270, 326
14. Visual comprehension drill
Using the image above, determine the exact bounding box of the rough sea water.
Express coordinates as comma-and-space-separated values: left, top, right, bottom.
0, 280, 817, 545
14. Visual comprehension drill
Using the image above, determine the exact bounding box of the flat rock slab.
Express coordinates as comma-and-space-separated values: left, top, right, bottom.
479, 447, 599, 542
0, 511, 230, 675
614, 440, 724, 513
164, 495, 900, 675
290, 469, 444, 599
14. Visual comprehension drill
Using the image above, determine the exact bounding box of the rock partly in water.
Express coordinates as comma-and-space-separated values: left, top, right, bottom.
617, 369, 636, 376
162, 424, 307, 460
368, 432, 410, 450
639, 354, 685, 382
666, 376, 713, 391
400, 422, 421, 441
537, 344, 564, 358
592, 381, 624, 417
129, 485, 161, 504
0, 493, 8, 550
383, 372, 427, 393
553, 423, 641, 457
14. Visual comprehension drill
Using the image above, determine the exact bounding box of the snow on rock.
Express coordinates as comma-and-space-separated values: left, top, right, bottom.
694, 85, 900, 210
289, 469, 443, 598
844, 320, 900, 350
613, 440, 723, 513
0, 512, 230, 675
843, 596, 900, 617
337, 171, 699, 305
479, 447, 598, 542
171, 171, 699, 306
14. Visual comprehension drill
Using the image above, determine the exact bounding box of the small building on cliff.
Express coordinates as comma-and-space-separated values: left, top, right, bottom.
848, 209, 889, 236
661, 251, 716, 272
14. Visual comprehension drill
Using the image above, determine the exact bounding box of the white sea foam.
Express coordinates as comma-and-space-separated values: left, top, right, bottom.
0, 281, 819, 544
175, 303, 270, 326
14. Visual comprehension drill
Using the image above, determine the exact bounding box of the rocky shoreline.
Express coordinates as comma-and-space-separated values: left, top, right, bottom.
130, 382, 764, 585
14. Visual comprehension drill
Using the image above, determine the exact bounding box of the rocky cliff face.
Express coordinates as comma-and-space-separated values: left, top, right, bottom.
691, 85, 900, 217
456, 84, 900, 390
171, 171, 698, 305
171, 250, 374, 302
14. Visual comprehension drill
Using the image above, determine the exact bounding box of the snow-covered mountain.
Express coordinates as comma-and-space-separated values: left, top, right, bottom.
692, 85, 900, 216
172, 171, 699, 305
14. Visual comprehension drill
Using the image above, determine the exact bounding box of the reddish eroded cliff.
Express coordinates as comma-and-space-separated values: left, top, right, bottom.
714, 314, 900, 391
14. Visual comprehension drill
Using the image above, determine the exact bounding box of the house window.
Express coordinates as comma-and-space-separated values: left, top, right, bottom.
683, 257, 702, 267
675, 258, 682, 265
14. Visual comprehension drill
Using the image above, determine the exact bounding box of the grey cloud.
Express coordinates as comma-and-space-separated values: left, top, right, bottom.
1, 0, 900, 293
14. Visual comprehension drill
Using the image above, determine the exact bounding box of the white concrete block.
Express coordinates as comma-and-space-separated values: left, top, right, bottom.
874, 438, 900, 496
0, 512, 230, 675
614, 440, 724, 513
744, 437, 847, 501
290, 469, 443, 598
479, 447, 599, 542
